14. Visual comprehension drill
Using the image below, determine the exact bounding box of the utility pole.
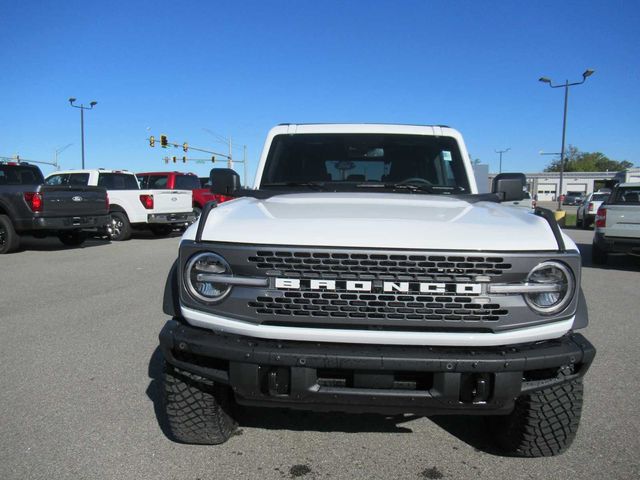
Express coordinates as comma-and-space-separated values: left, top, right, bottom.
228, 136, 233, 169
495, 148, 510, 173
243, 145, 248, 187
68, 98, 97, 169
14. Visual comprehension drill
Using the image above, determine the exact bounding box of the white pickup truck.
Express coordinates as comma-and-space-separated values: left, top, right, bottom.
45, 169, 195, 240
592, 182, 640, 263
158, 124, 595, 457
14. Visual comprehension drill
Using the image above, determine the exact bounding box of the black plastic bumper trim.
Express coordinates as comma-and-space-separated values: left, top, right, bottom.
159, 319, 595, 415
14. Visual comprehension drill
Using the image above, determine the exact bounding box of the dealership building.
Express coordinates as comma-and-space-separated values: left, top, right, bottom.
486, 169, 640, 201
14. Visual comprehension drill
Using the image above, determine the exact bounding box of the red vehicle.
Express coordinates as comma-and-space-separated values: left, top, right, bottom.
137, 171, 233, 218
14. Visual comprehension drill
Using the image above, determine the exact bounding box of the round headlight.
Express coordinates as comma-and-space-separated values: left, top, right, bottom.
184, 252, 232, 304
525, 261, 575, 315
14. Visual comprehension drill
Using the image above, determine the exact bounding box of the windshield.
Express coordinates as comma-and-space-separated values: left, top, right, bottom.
0, 165, 44, 185
97, 173, 139, 190
612, 186, 640, 204
591, 193, 609, 202
260, 133, 470, 193
174, 175, 201, 190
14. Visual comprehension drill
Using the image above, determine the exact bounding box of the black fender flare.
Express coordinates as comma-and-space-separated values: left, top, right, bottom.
163, 259, 180, 317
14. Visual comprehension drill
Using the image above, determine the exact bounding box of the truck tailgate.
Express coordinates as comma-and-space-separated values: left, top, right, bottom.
39, 186, 108, 217
150, 190, 192, 213
606, 205, 640, 238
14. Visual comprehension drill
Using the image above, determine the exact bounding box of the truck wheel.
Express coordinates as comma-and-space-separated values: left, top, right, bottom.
107, 212, 132, 241
591, 243, 608, 265
576, 216, 583, 228
150, 225, 173, 237
492, 376, 584, 457
58, 230, 87, 247
0, 214, 20, 254
162, 363, 237, 445
193, 207, 202, 222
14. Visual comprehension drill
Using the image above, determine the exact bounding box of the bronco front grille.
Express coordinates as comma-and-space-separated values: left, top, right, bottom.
247, 251, 512, 279
248, 291, 508, 322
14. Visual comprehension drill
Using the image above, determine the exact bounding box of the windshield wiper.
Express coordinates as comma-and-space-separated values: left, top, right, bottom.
261, 181, 328, 191
354, 182, 436, 194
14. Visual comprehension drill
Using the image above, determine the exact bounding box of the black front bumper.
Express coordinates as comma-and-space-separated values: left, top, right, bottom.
159, 319, 595, 415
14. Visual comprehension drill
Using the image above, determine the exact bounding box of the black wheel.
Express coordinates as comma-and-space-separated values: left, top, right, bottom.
0, 214, 20, 254
107, 212, 132, 241
591, 242, 608, 265
576, 215, 583, 228
150, 225, 174, 237
58, 230, 86, 247
492, 375, 584, 457
163, 363, 237, 445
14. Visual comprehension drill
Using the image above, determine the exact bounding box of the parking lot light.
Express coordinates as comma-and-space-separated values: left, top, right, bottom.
538, 69, 595, 211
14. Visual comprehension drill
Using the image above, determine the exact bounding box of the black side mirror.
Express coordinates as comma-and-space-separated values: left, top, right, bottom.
209, 168, 241, 196
492, 173, 526, 202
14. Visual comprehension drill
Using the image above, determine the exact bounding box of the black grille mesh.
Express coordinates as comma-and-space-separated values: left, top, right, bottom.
247, 251, 512, 279
248, 291, 508, 322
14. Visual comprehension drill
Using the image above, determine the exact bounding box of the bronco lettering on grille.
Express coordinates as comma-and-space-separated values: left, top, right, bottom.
274, 278, 482, 295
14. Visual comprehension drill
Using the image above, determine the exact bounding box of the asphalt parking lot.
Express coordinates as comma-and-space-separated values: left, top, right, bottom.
1, 229, 639, 480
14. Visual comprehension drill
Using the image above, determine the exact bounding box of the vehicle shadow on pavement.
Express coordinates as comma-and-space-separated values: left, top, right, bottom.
146, 347, 174, 440
576, 242, 640, 271
429, 416, 504, 455
16, 236, 112, 252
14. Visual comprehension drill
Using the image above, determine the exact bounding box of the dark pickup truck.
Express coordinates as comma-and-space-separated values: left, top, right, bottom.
0, 162, 110, 254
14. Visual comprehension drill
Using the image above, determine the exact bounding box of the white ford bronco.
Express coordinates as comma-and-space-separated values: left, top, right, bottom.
46, 169, 195, 240
159, 124, 595, 457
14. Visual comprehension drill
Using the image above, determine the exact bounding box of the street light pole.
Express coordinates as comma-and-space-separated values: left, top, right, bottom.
495, 148, 510, 173
539, 69, 594, 210
68, 98, 97, 169
54, 143, 73, 170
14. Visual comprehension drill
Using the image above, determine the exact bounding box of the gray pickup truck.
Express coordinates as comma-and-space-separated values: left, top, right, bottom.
592, 182, 640, 263
0, 161, 110, 254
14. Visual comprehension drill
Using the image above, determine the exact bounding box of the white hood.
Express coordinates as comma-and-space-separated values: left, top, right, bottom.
184, 192, 563, 251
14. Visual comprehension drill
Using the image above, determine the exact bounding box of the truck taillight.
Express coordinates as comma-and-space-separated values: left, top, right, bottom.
595, 207, 607, 228
140, 194, 154, 209
213, 194, 233, 203
24, 192, 43, 212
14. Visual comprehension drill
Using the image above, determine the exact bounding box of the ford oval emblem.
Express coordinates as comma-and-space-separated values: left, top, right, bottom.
72, 196, 83, 202
171, 197, 177, 202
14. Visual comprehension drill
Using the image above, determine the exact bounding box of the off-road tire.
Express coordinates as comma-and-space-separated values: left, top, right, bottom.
58, 230, 87, 247
591, 242, 608, 265
107, 212, 132, 241
492, 376, 584, 457
162, 363, 237, 444
0, 214, 20, 254
150, 225, 174, 237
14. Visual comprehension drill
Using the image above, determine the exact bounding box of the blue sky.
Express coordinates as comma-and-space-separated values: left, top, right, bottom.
1, 0, 638, 182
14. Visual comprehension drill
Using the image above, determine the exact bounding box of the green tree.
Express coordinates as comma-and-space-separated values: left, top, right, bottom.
544, 146, 633, 172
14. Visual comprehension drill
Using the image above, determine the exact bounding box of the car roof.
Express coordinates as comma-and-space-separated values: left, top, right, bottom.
137, 171, 197, 176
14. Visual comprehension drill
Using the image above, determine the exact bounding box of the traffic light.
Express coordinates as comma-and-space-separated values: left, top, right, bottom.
161, 135, 168, 148
172, 156, 177, 163
149, 136, 155, 147
211, 155, 215, 163
182, 156, 187, 163
182, 142, 188, 152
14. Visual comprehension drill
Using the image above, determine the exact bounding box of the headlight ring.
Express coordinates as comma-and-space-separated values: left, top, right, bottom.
524, 261, 575, 315
184, 252, 232, 304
